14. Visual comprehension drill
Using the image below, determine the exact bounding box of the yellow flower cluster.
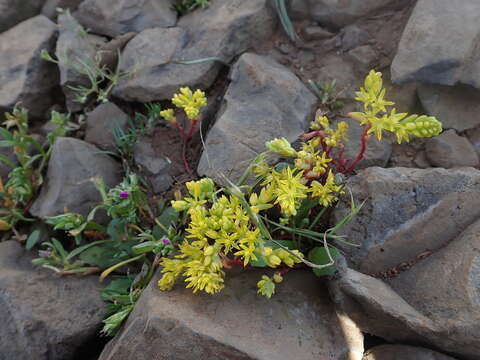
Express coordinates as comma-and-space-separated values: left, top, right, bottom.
310, 115, 349, 147
295, 138, 331, 179
263, 138, 343, 212
160, 87, 207, 123
160, 178, 303, 295
349, 70, 442, 143
310, 170, 344, 207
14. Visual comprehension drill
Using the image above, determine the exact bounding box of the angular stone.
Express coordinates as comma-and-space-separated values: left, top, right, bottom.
363, 345, 458, 360
425, 130, 479, 168
466, 127, 480, 157
389, 219, 480, 359
316, 54, 363, 100
347, 45, 378, 73
42, 0, 83, 19
113, 0, 276, 102
391, 0, 480, 87
0, 240, 104, 360
290, 0, 395, 27
0, 0, 46, 32
418, 83, 480, 132
56, 12, 99, 112
99, 270, 363, 360
329, 265, 477, 359
197, 53, 317, 185
133, 138, 173, 194
0, 16, 59, 118
30, 137, 122, 219
340, 24, 371, 52
74, 0, 177, 38
332, 167, 480, 274
329, 266, 439, 344
85, 102, 129, 152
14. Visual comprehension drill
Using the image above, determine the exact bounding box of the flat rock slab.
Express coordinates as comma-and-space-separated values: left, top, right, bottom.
332, 167, 480, 274
197, 52, 317, 185
0, 241, 104, 360
30, 137, 122, 219
392, 0, 480, 88
0, 15, 59, 118
363, 345, 457, 360
74, 0, 177, 37
113, 0, 276, 102
99, 270, 363, 360
388, 219, 480, 359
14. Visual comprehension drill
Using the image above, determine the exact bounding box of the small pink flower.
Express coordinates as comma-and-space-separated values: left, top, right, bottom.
119, 191, 129, 199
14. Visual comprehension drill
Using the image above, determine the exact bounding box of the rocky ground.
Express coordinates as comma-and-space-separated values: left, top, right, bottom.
1, 0, 480, 359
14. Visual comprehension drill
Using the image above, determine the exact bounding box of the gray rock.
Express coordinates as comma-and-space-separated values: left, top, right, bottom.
289, 0, 395, 27
465, 127, 480, 157
56, 12, 99, 112
425, 130, 479, 168
0, 0, 46, 32
113, 0, 276, 102
301, 26, 334, 41
133, 138, 173, 194
197, 53, 317, 185
418, 83, 480, 132
85, 102, 129, 152
347, 45, 378, 73
363, 345, 457, 360
389, 219, 480, 359
391, 0, 480, 87
99, 270, 363, 360
329, 267, 477, 359
0, 240, 104, 360
42, 0, 83, 19
340, 25, 371, 52
332, 167, 480, 274
316, 54, 363, 100
30, 137, 122, 219
97, 32, 136, 71
328, 267, 439, 345
74, 0, 177, 38
0, 16, 59, 119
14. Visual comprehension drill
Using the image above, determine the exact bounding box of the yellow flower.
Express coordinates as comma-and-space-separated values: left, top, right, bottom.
160, 108, 176, 123
351, 70, 442, 143
270, 167, 308, 217
309, 170, 344, 207
172, 87, 207, 120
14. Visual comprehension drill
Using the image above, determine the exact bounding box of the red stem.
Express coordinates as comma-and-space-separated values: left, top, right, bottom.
341, 125, 371, 174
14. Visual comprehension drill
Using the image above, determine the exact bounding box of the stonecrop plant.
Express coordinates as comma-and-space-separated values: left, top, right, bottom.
26, 70, 441, 336
160, 87, 207, 172
157, 70, 442, 298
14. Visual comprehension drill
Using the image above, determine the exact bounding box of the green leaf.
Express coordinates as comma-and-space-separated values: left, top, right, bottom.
26, 230, 41, 250
79, 245, 120, 268
0, 154, 15, 168
132, 241, 156, 254
308, 246, 341, 277
51, 238, 68, 260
